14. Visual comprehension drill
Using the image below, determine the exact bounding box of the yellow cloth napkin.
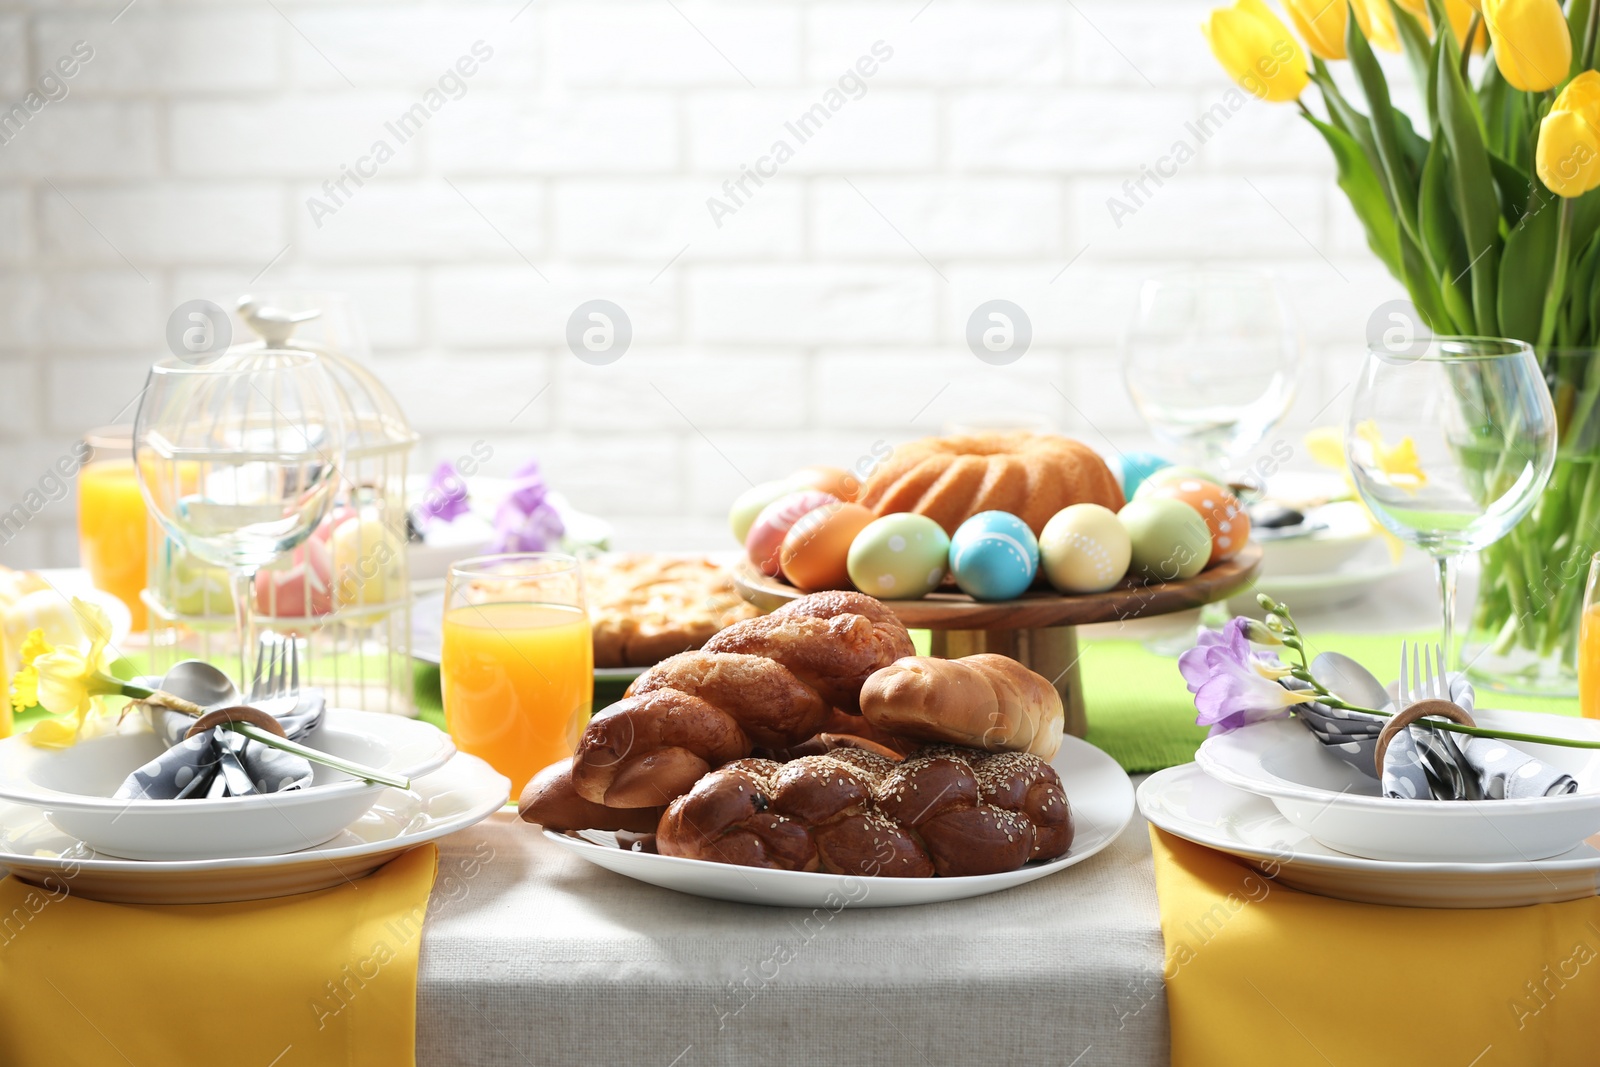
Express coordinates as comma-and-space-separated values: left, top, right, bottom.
1151, 827, 1600, 1067
0, 844, 438, 1067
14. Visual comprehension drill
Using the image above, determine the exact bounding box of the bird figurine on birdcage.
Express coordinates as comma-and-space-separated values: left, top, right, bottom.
145, 294, 420, 715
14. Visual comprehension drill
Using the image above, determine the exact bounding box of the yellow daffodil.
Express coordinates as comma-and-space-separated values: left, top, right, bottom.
8, 628, 52, 714
0, 626, 10, 740
1203, 0, 1310, 102
1482, 0, 1571, 92
1537, 71, 1600, 198
1354, 419, 1428, 489
1305, 426, 1407, 562
1285, 0, 1348, 60
12, 599, 122, 748
1351, 0, 1402, 53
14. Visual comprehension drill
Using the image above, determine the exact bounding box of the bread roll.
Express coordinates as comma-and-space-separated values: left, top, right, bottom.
858, 654, 1064, 760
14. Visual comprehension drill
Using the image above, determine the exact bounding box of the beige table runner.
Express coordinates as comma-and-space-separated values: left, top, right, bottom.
416, 809, 1166, 1067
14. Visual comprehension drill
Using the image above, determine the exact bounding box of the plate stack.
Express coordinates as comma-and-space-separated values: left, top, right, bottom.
1139, 709, 1600, 908
0, 709, 509, 904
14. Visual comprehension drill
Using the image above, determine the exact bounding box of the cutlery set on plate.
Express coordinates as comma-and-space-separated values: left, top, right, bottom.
0, 636, 508, 904
1142, 644, 1600, 907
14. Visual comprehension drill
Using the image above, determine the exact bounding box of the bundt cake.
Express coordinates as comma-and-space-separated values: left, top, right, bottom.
859, 432, 1124, 536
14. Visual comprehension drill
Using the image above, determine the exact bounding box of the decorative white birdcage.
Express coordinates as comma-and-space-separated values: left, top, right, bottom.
145, 294, 420, 715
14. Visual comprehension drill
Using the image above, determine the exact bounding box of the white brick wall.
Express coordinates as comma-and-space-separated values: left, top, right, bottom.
0, 0, 1408, 567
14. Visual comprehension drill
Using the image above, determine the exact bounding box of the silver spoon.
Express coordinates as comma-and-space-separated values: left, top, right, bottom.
1310, 651, 1391, 710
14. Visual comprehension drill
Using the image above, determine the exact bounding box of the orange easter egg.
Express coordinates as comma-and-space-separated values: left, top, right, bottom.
1145, 478, 1250, 566
787, 465, 862, 503
779, 502, 876, 591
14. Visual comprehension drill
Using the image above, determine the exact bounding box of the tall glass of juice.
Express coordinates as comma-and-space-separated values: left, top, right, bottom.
441, 553, 593, 795
77, 425, 149, 631
1582, 552, 1600, 720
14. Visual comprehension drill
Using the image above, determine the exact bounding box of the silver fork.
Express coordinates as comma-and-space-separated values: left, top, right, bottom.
248, 633, 301, 705
226, 634, 304, 794
1398, 640, 1478, 800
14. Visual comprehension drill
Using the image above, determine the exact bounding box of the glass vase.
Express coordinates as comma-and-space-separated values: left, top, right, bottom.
1464, 348, 1600, 695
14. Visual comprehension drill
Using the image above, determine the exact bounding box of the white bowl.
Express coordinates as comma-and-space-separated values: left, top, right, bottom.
0, 708, 455, 860
1196, 710, 1600, 863
1255, 501, 1377, 577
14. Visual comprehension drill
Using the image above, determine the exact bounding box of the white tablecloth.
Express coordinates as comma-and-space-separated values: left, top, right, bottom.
417, 807, 1167, 1067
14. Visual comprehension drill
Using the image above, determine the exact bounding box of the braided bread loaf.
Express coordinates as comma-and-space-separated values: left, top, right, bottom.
565, 591, 914, 810
657, 746, 1072, 878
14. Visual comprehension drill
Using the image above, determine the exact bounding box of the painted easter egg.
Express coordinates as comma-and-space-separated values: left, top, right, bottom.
1038, 504, 1133, 594
1114, 452, 1172, 501
729, 479, 803, 544
1144, 478, 1252, 565
254, 535, 335, 617
331, 514, 405, 607
780, 501, 877, 592
846, 513, 950, 600
1133, 465, 1218, 499
949, 511, 1039, 601
746, 490, 840, 578
1119, 498, 1212, 582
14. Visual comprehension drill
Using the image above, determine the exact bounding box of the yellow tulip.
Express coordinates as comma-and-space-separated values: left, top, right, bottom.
1482, 0, 1571, 92
1351, 0, 1402, 53
1203, 0, 1309, 103
1285, 0, 1348, 60
1537, 71, 1600, 198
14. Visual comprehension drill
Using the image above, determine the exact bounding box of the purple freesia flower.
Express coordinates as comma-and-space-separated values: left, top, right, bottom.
490, 458, 566, 552
419, 460, 472, 524
1179, 617, 1314, 736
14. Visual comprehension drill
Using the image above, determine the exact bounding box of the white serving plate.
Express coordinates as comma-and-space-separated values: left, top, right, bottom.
1139, 763, 1600, 908
0, 752, 510, 904
542, 734, 1135, 908
0, 708, 455, 860
1196, 711, 1600, 863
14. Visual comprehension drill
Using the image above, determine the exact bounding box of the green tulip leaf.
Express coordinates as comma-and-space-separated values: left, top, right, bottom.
1347, 9, 1422, 245
1489, 151, 1531, 222
1420, 135, 1473, 330
1498, 187, 1561, 343
1435, 30, 1501, 334
1391, 0, 1437, 122
1306, 113, 1402, 277
1400, 224, 1454, 335
1569, 0, 1594, 78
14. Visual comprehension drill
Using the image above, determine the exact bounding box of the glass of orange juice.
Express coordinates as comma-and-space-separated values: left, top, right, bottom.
77, 425, 149, 631
441, 553, 593, 795
1581, 552, 1600, 719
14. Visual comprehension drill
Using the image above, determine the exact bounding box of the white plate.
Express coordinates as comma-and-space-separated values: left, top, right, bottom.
0, 708, 455, 860
1139, 763, 1600, 908
542, 734, 1135, 908
0, 752, 510, 904
1196, 712, 1600, 862
1227, 540, 1413, 615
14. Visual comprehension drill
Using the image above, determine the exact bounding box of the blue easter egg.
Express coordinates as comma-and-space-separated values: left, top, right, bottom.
949, 511, 1040, 601
1116, 452, 1172, 500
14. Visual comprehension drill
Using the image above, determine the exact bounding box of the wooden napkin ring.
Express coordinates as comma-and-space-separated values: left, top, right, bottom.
1373, 699, 1477, 777
185, 706, 289, 740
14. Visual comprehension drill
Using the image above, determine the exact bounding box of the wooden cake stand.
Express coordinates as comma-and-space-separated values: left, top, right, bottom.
731, 542, 1264, 739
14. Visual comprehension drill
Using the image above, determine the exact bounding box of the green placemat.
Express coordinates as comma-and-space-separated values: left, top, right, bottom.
1079, 631, 1582, 772
27, 634, 1576, 776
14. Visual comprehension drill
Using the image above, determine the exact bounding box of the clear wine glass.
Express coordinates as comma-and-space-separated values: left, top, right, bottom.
133, 349, 347, 687
1346, 337, 1557, 670
1123, 269, 1301, 477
